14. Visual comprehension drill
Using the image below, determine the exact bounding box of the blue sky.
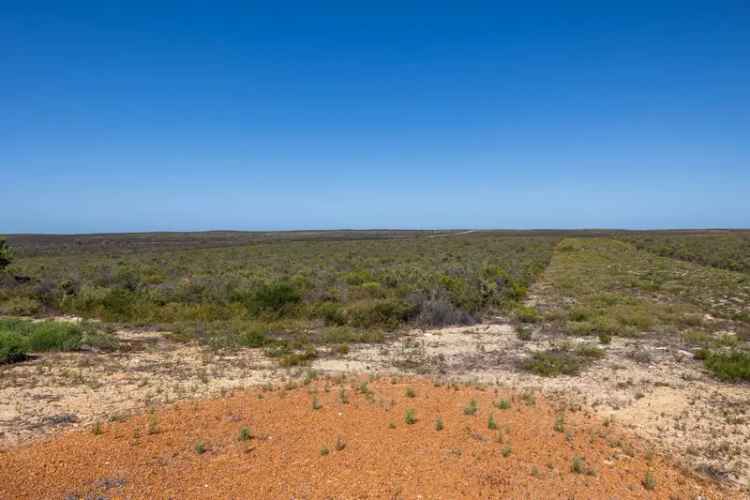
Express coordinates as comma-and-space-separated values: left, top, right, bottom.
2, 2, 749, 233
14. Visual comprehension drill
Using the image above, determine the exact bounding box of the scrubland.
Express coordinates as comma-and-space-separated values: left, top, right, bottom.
1, 230, 749, 498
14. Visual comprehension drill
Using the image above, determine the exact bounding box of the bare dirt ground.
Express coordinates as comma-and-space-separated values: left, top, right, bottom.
0, 378, 736, 499
2, 317, 750, 496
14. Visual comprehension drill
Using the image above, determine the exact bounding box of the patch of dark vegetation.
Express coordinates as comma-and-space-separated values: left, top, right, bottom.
412, 295, 476, 328
520, 344, 604, 377
43, 413, 79, 425
0, 238, 13, 270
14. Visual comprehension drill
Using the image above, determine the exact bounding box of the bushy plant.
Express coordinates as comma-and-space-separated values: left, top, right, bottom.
0, 239, 13, 271
514, 305, 540, 323
346, 299, 415, 329
0, 331, 28, 363
414, 296, 475, 328
521, 348, 591, 377
251, 282, 301, 313
25, 322, 83, 352
0, 320, 111, 362
703, 350, 750, 381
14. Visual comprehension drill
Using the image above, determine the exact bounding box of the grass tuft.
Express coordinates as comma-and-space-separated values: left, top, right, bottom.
464, 399, 478, 416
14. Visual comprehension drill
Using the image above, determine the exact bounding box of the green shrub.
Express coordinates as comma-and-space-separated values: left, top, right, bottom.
347, 299, 415, 329
102, 289, 138, 319
521, 349, 584, 377
252, 282, 301, 313
703, 350, 750, 381
642, 470, 656, 490
315, 302, 347, 326
319, 326, 384, 344
463, 399, 478, 416
238, 427, 253, 441
495, 399, 511, 410
237, 325, 269, 348
278, 346, 317, 367
343, 270, 375, 286
488, 413, 497, 430
0, 331, 28, 363
565, 321, 596, 336
517, 326, 532, 341
694, 348, 710, 360
0, 297, 42, 316
25, 322, 83, 352
575, 344, 605, 359
194, 441, 207, 454
405, 408, 417, 425
0, 320, 83, 353
567, 306, 592, 322
0, 320, 117, 361
515, 305, 540, 323
0, 239, 13, 270
571, 456, 585, 474
415, 297, 475, 328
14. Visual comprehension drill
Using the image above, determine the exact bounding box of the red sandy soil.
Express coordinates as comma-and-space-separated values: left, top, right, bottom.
0, 377, 736, 499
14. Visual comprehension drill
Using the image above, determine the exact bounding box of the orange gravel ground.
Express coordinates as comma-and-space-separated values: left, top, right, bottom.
0, 377, 735, 499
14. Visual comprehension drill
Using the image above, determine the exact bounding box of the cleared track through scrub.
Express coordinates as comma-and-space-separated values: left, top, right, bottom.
0, 377, 734, 499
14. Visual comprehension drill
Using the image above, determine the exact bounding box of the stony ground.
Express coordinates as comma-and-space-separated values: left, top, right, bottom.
1, 317, 749, 495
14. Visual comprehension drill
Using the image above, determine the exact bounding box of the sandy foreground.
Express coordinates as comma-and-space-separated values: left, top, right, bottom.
0, 377, 738, 499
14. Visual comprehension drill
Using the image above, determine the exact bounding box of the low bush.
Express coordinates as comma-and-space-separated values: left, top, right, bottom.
0, 331, 28, 363
278, 346, 318, 367
414, 297, 475, 328
575, 344, 605, 359
520, 345, 602, 377
0, 297, 42, 316
346, 299, 415, 330
0, 319, 83, 352
0, 238, 13, 270
237, 324, 270, 348
703, 350, 750, 382
0, 320, 116, 363
25, 322, 83, 352
517, 326, 532, 341
514, 305, 540, 323
251, 282, 301, 314
315, 302, 347, 326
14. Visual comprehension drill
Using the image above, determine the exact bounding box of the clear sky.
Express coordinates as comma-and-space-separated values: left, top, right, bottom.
2, 2, 749, 233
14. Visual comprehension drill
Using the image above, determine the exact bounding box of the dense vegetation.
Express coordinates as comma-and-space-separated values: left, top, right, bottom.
1, 232, 559, 347
0, 319, 116, 364
620, 231, 750, 274
535, 237, 750, 381
539, 238, 750, 336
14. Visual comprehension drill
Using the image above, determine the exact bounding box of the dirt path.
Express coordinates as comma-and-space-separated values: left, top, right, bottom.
0, 378, 735, 499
